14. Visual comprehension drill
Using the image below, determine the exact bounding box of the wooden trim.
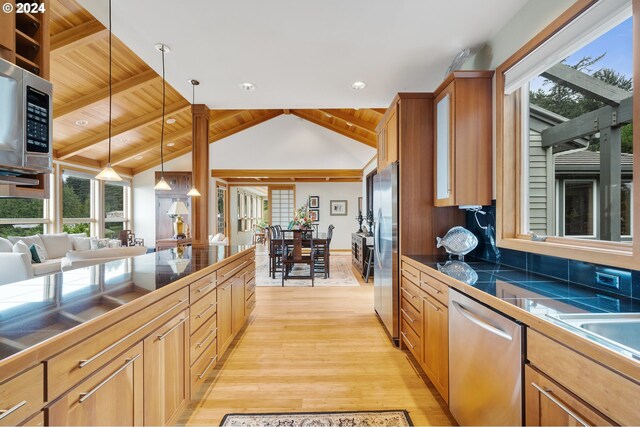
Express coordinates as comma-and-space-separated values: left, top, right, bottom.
50, 19, 107, 56
192, 104, 210, 247
58, 157, 133, 177
57, 102, 191, 160
223, 178, 361, 183
495, 0, 638, 269
108, 128, 191, 167
361, 154, 377, 175
131, 147, 192, 175
211, 169, 362, 179
318, 109, 379, 133
432, 70, 494, 96
291, 110, 377, 148
54, 71, 158, 119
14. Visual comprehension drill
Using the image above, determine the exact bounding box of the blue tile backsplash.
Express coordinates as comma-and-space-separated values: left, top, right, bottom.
464, 201, 639, 301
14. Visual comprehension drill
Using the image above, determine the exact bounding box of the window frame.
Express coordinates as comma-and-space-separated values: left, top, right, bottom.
559, 179, 598, 239
496, 0, 640, 269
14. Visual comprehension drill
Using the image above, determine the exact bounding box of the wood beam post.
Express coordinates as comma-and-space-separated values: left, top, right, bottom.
192, 104, 210, 247
599, 125, 621, 241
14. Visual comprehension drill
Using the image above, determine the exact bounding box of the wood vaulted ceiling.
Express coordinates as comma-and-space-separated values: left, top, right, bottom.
50, 0, 384, 176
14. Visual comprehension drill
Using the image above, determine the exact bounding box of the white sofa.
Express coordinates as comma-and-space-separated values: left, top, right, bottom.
0, 233, 147, 285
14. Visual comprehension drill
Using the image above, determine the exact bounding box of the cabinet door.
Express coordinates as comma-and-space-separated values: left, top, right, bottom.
377, 128, 387, 170
525, 366, 613, 426
143, 311, 189, 426
421, 295, 449, 403
385, 106, 398, 164
434, 82, 455, 206
48, 343, 144, 426
217, 282, 233, 355
232, 278, 245, 334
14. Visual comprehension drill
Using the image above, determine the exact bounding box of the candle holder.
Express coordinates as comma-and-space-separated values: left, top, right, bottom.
356, 211, 364, 233
366, 210, 374, 236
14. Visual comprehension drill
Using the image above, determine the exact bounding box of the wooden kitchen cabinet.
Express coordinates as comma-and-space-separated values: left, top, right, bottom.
232, 277, 245, 334
525, 365, 613, 426
377, 104, 398, 170
217, 281, 233, 356
143, 310, 189, 427
433, 71, 493, 207
421, 293, 448, 402
0, 365, 44, 427
48, 343, 144, 426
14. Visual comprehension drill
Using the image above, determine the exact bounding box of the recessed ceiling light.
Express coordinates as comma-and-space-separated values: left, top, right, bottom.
75, 119, 89, 127
120, 137, 129, 143
324, 113, 332, 118
166, 118, 176, 124
239, 82, 256, 91
351, 81, 367, 90
167, 142, 175, 147
134, 155, 143, 160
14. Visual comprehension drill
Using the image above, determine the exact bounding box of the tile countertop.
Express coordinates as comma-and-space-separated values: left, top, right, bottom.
0, 245, 252, 360
406, 255, 640, 363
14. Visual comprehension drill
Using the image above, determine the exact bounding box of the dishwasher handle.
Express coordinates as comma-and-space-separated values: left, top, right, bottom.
452, 301, 513, 341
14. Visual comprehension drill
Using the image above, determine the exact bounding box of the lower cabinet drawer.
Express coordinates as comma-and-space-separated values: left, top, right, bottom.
420, 272, 449, 306
400, 297, 422, 337
401, 319, 421, 361
190, 289, 217, 335
19, 411, 44, 426
190, 315, 217, 366
401, 262, 420, 286
0, 365, 44, 427
190, 338, 218, 399
400, 277, 423, 311
189, 273, 217, 304
245, 291, 256, 312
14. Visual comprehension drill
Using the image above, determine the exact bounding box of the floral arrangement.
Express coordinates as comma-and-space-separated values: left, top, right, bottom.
290, 202, 313, 229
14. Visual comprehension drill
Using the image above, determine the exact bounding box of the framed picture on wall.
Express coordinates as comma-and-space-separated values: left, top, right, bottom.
309, 196, 320, 208
330, 200, 347, 216
309, 209, 320, 222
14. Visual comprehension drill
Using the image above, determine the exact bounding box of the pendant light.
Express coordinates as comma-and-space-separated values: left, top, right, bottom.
95, 0, 122, 182
153, 43, 172, 191
186, 79, 201, 197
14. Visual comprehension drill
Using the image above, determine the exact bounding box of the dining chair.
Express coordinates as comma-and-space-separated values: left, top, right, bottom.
267, 226, 283, 278
314, 224, 334, 279
281, 234, 315, 286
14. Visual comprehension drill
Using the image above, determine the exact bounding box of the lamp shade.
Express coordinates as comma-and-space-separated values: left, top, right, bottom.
167, 201, 189, 216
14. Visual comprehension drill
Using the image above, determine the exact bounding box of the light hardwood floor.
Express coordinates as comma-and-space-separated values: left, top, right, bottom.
178, 286, 454, 426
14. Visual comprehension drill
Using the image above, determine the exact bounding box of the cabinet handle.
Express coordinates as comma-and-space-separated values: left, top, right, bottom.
400, 332, 415, 349
423, 296, 441, 312
195, 302, 217, 319
400, 308, 416, 323
197, 327, 218, 348
420, 280, 442, 294
401, 288, 416, 300
196, 281, 217, 294
79, 354, 141, 403
221, 261, 248, 279
79, 299, 186, 368
402, 269, 418, 281
0, 400, 27, 421
530, 382, 589, 427
157, 317, 188, 340
197, 355, 218, 379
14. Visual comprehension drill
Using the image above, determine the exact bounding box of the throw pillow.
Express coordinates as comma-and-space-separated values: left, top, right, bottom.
12, 240, 31, 260
71, 236, 91, 252
29, 244, 47, 263
39, 233, 73, 259
7, 235, 48, 257
0, 237, 13, 252
90, 237, 110, 250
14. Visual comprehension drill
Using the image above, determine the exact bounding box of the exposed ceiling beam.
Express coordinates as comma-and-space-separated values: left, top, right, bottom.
57, 102, 191, 160
292, 110, 377, 148
131, 146, 192, 175
211, 169, 362, 179
64, 155, 133, 177
283, 109, 291, 114
319, 109, 378, 133
224, 177, 362, 183
108, 127, 192, 167
372, 108, 387, 114
51, 19, 108, 56
209, 110, 283, 143
209, 109, 245, 123
54, 70, 158, 119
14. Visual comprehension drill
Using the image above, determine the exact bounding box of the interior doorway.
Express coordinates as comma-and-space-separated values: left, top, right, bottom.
229, 186, 268, 246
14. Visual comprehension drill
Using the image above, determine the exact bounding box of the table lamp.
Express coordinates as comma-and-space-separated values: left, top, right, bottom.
167, 201, 189, 238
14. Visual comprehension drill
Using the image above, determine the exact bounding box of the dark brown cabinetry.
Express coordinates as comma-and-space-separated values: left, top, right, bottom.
351, 232, 373, 278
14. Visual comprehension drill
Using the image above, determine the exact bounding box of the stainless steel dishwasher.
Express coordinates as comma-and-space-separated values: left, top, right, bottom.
449, 289, 523, 426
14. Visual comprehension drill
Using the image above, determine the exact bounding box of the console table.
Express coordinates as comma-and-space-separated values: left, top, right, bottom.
156, 237, 193, 252
351, 232, 373, 278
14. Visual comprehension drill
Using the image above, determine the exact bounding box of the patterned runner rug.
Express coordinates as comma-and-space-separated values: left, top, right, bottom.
220, 410, 413, 426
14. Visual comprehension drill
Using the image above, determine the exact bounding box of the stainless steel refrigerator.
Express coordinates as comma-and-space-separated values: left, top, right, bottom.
373, 162, 399, 344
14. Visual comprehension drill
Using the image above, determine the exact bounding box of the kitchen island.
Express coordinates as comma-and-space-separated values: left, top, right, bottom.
0, 245, 256, 426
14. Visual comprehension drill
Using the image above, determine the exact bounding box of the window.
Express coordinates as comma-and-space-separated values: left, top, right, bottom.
104, 182, 130, 239
0, 198, 46, 238
62, 172, 94, 236
269, 186, 295, 228
497, 0, 638, 268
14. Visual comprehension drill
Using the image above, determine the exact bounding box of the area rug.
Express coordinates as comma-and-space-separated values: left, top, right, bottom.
220, 410, 413, 427
255, 253, 360, 287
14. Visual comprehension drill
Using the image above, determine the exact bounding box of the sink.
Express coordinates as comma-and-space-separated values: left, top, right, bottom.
549, 313, 640, 359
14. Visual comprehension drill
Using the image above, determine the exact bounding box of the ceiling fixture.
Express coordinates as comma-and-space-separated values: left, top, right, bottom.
134, 155, 143, 160
153, 43, 172, 191
186, 79, 201, 197
239, 82, 256, 91
166, 118, 176, 124
167, 142, 175, 147
75, 119, 89, 127
95, 0, 122, 182
120, 137, 129, 143
351, 81, 367, 90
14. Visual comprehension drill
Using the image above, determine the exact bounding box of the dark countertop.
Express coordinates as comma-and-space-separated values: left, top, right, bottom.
406, 254, 640, 361
0, 245, 252, 360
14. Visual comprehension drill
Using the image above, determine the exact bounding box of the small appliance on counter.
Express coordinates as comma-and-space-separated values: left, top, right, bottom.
0, 57, 53, 181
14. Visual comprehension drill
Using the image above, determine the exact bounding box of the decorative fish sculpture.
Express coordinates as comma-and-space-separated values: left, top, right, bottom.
437, 260, 479, 285
436, 226, 478, 258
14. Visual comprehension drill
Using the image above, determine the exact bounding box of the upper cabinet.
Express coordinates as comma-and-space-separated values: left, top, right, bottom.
433, 71, 493, 207
377, 104, 398, 170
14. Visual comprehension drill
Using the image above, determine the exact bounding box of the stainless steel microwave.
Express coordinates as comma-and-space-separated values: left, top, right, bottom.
0, 57, 52, 175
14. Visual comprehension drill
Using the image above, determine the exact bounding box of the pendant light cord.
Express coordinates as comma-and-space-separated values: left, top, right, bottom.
107, 0, 112, 165
160, 47, 166, 177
